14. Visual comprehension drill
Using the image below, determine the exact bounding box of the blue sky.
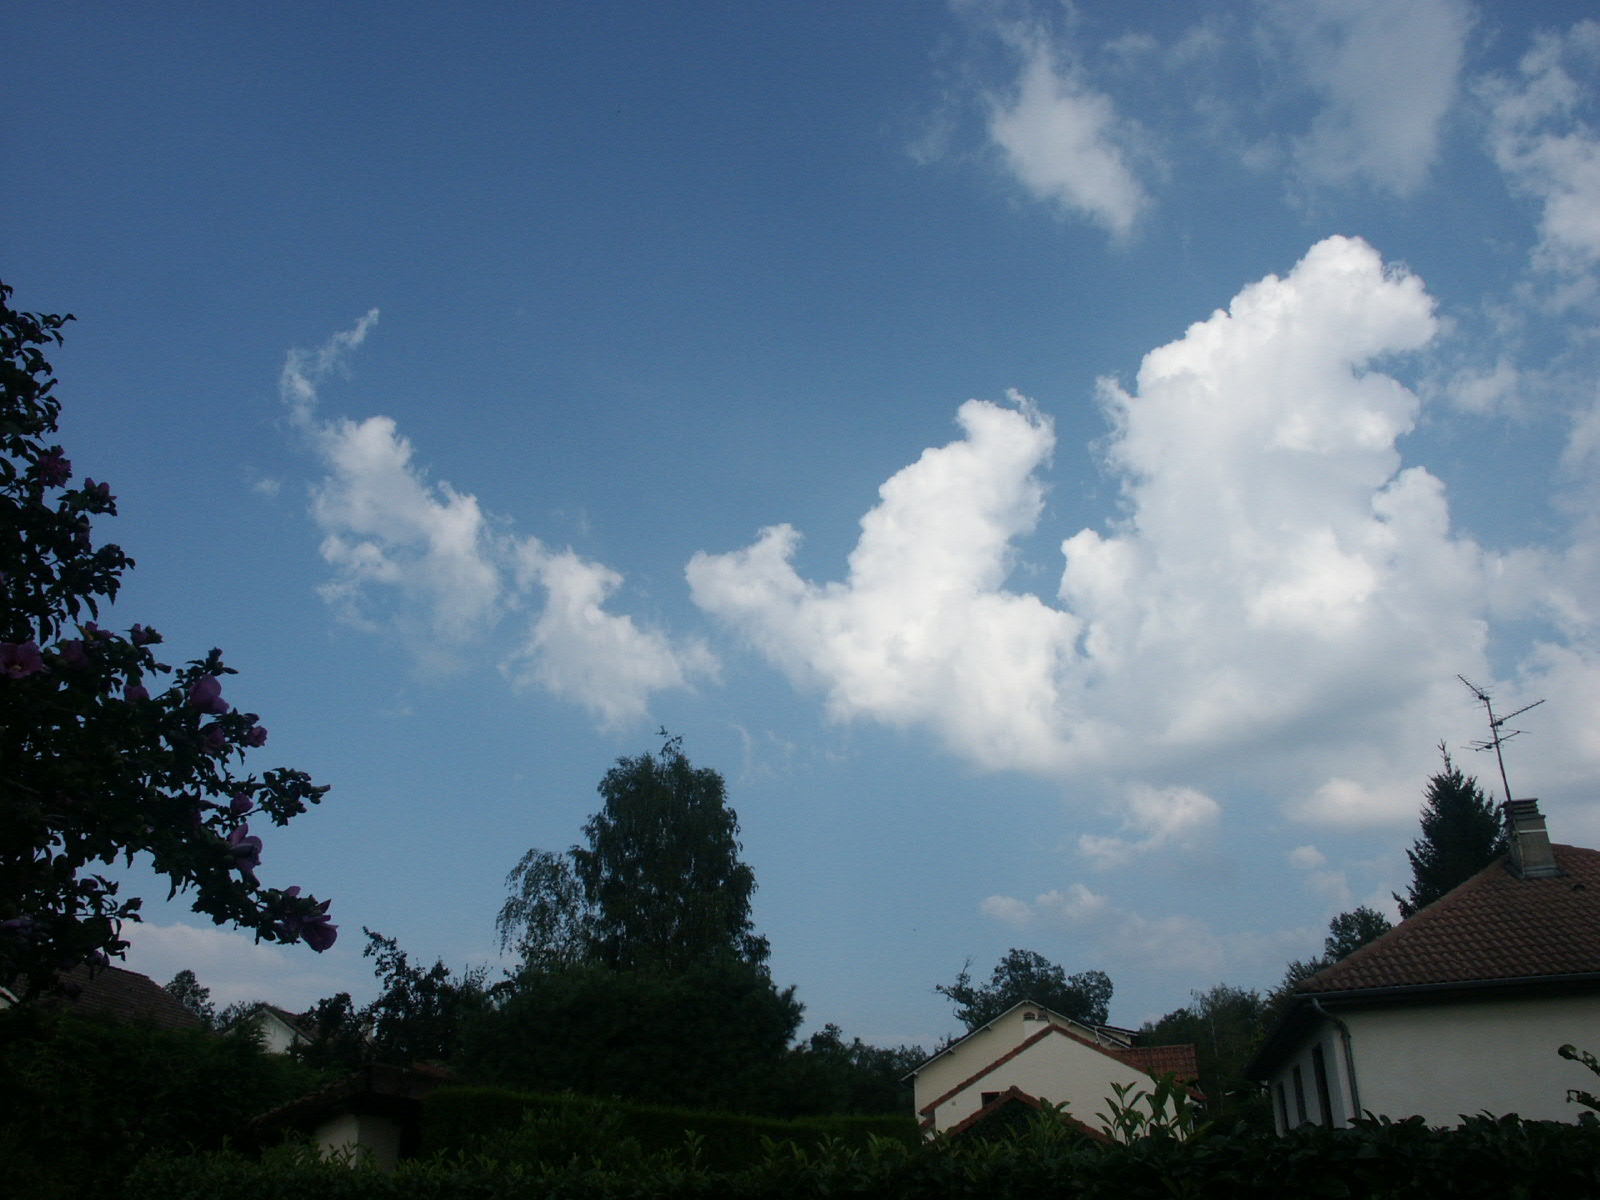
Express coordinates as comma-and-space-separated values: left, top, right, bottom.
7, 1, 1600, 1048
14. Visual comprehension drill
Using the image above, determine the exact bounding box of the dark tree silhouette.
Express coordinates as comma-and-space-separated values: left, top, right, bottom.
1395, 746, 1507, 918
938, 948, 1113, 1030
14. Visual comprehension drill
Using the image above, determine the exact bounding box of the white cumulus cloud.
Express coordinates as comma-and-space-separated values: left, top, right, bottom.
987, 35, 1150, 239
690, 235, 1600, 827
283, 317, 714, 723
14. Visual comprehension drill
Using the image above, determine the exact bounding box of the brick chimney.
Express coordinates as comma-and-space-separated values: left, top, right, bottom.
1503, 798, 1561, 879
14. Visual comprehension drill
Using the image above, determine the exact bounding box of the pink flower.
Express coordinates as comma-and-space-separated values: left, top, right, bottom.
130, 624, 162, 646
35, 449, 71, 487
229, 792, 253, 816
187, 675, 229, 715
227, 824, 263, 879
200, 723, 228, 755
56, 640, 90, 670
0, 642, 44, 679
124, 682, 149, 702
243, 724, 268, 748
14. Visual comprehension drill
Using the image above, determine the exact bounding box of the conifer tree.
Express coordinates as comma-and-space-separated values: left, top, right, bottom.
1394, 745, 1507, 918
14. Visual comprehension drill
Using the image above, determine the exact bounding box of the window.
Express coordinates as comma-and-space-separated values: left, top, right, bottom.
1291, 1065, 1308, 1126
1311, 1044, 1334, 1126
981, 1091, 1001, 1106
1274, 1082, 1289, 1132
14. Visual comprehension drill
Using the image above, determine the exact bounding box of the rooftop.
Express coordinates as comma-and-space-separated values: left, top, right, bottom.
1300, 844, 1600, 996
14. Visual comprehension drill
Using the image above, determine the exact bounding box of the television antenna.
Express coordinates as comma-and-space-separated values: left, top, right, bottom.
1457, 675, 1545, 805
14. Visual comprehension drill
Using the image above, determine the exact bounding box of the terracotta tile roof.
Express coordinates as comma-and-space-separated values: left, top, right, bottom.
1120, 1043, 1200, 1080
1301, 845, 1600, 995
52, 963, 203, 1030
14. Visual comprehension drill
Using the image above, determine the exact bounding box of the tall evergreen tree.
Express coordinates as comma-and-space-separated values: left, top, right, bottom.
1394, 745, 1507, 918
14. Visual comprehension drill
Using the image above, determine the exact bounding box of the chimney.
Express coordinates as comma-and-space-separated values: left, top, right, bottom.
1503, 798, 1561, 879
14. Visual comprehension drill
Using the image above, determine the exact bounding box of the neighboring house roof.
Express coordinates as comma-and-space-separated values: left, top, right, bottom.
908, 1000, 1154, 1079
911, 999, 1200, 1113
1303, 845, 1600, 996
1250, 840, 1600, 1081
50, 963, 202, 1030
944, 1084, 1113, 1142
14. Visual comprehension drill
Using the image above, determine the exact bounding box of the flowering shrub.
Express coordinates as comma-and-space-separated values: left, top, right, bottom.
0, 280, 334, 997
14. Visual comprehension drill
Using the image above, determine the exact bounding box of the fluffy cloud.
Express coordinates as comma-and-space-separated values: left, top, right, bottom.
692, 236, 1598, 826
987, 35, 1149, 238
1482, 20, 1600, 278
120, 922, 359, 1011
1262, 0, 1471, 196
284, 318, 714, 723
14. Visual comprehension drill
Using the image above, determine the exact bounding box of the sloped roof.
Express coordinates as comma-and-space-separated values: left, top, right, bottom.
1120, 1043, 1200, 1079
1301, 845, 1600, 995
54, 963, 202, 1030
945, 1084, 1113, 1141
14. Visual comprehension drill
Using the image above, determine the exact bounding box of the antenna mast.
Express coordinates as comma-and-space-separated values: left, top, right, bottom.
1456, 675, 1545, 805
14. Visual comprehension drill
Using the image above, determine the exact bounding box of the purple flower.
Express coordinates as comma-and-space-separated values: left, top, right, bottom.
243, 723, 268, 748
36, 449, 71, 487
83, 478, 113, 503
130, 624, 162, 646
229, 792, 253, 816
56, 639, 90, 670
187, 675, 229, 715
200, 723, 228, 755
302, 911, 339, 953
0, 916, 36, 941
227, 824, 263, 879
124, 682, 150, 702
0, 642, 44, 679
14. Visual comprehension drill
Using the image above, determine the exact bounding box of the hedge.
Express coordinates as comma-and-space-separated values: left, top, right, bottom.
125, 1111, 1600, 1200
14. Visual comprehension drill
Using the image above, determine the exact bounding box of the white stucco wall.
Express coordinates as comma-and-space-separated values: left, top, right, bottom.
913, 1007, 1154, 1136
1270, 992, 1600, 1129
316, 1111, 403, 1171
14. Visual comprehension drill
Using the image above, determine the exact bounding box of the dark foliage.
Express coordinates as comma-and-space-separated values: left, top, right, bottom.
1141, 983, 1271, 1130
498, 732, 767, 973
0, 281, 334, 997
460, 958, 802, 1112
0, 1004, 324, 1200
127, 1108, 1600, 1200
1396, 746, 1508, 918
938, 947, 1113, 1030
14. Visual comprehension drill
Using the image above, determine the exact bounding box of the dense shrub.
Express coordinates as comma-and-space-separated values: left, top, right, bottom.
422, 1085, 916, 1169
0, 1006, 325, 1199
128, 1109, 1600, 1200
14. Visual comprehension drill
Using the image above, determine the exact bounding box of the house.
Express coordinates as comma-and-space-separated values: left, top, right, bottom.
248, 1063, 453, 1170
0, 962, 202, 1030
1248, 799, 1600, 1129
232, 1002, 314, 1054
905, 999, 1199, 1138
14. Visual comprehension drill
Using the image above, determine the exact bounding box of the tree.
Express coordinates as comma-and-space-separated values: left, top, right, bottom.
293, 991, 370, 1072
0, 282, 335, 998
1140, 983, 1269, 1131
1395, 746, 1507, 918
361, 927, 489, 1064
162, 968, 216, 1027
1322, 905, 1391, 961
497, 732, 768, 972
460, 958, 802, 1112
937, 948, 1113, 1031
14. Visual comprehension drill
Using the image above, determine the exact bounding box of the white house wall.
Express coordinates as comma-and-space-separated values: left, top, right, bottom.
1272, 993, 1600, 1129
915, 1010, 1156, 1136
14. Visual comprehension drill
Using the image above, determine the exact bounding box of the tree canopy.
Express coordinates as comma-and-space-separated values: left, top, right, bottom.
0, 282, 334, 997
1395, 746, 1507, 918
497, 732, 767, 972
937, 948, 1113, 1031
